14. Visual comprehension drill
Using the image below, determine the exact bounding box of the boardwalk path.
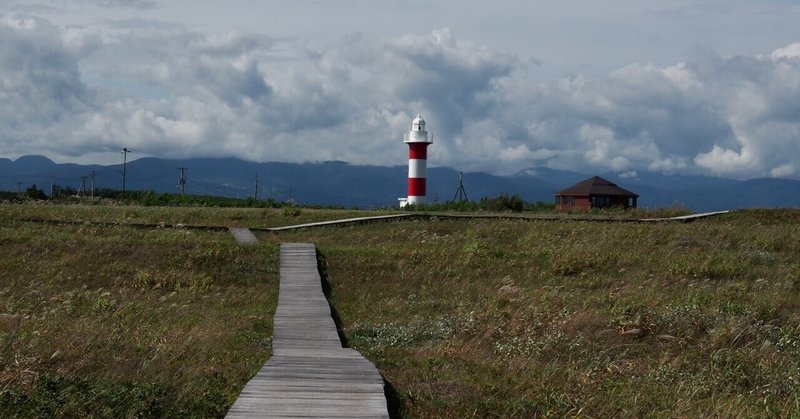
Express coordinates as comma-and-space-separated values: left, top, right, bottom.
637, 210, 731, 222
256, 210, 732, 233
226, 242, 389, 418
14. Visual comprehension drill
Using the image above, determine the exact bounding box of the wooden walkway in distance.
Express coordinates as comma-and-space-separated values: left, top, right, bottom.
226, 243, 389, 418
265, 214, 413, 232
638, 210, 731, 222
256, 210, 734, 233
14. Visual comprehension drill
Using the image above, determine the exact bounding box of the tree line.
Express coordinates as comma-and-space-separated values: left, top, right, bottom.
0, 184, 293, 208
402, 193, 554, 212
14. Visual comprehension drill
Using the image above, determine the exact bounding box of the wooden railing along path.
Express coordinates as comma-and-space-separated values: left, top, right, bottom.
226, 242, 389, 418
256, 210, 732, 232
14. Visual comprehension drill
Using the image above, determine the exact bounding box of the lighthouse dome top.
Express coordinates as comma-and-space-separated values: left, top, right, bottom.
412, 114, 426, 131
405, 113, 432, 144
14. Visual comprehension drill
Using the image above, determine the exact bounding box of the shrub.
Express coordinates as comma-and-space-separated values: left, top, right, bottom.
479, 193, 525, 212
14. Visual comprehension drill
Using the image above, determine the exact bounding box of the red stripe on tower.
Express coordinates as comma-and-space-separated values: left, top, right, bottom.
403, 114, 433, 206
407, 177, 426, 197
408, 143, 428, 160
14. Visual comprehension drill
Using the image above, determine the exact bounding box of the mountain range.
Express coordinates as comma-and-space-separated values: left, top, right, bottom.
2, 155, 799, 211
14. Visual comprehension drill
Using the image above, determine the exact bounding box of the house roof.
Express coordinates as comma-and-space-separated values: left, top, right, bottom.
555, 176, 639, 197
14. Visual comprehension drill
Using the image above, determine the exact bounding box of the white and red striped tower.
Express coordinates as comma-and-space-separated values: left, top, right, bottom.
403, 114, 433, 205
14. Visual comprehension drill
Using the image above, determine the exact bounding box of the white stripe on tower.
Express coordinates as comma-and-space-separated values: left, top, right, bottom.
408, 159, 427, 179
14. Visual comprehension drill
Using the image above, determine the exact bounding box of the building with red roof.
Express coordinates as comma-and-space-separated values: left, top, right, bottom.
554, 176, 639, 211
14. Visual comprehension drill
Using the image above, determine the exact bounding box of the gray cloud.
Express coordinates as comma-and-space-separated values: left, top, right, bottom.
384, 29, 517, 130
0, 14, 98, 156
1, 10, 799, 180
483, 48, 800, 178
95, 0, 156, 9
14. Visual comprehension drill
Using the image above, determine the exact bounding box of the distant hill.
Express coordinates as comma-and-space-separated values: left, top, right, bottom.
1, 155, 799, 211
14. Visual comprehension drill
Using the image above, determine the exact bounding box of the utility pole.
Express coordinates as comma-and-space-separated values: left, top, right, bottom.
17, 182, 22, 197
178, 167, 187, 196
89, 170, 96, 197
79, 176, 87, 196
121, 147, 132, 193
452, 171, 468, 202
253, 175, 259, 201
50, 175, 54, 198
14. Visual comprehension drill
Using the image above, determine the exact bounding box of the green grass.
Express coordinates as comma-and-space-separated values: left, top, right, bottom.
258, 210, 800, 417
2, 204, 800, 417
0, 216, 279, 417
0, 204, 396, 229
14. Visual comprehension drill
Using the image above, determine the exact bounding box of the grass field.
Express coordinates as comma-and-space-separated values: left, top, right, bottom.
2, 204, 800, 417
0, 207, 281, 416
0, 204, 394, 229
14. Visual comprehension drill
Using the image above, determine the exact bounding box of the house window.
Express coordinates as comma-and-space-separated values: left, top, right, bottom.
591, 196, 610, 207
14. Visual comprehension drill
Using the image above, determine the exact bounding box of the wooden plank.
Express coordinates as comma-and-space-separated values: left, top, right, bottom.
229, 227, 259, 244
226, 242, 389, 419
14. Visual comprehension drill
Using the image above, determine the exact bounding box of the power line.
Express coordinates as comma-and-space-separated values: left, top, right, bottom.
189, 178, 241, 197
129, 169, 177, 184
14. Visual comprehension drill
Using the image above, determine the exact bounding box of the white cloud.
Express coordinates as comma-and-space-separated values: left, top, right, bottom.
1, 9, 800, 180
772, 43, 800, 60
487, 43, 800, 178
95, 0, 157, 9
694, 145, 756, 175
648, 157, 688, 173
770, 163, 795, 178
0, 13, 98, 157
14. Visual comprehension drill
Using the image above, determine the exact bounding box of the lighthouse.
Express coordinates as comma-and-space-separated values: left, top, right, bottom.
401, 114, 433, 206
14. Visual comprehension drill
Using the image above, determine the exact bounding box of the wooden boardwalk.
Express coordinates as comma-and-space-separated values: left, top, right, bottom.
638, 210, 731, 222
257, 210, 734, 233
227, 243, 389, 418
265, 214, 413, 232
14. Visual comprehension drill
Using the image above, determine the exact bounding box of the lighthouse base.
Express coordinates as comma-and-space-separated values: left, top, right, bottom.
406, 196, 424, 205
398, 196, 426, 208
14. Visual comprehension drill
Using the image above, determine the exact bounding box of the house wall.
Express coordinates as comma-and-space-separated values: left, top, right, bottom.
555, 195, 591, 211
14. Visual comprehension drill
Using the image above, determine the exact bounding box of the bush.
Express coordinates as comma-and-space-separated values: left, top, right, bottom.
49, 189, 287, 208
282, 207, 302, 217
402, 194, 552, 213
25, 184, 48, 200
479, 193, 524, 212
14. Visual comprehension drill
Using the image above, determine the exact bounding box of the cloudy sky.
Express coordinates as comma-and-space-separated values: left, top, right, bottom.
1, 0, 800, 179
